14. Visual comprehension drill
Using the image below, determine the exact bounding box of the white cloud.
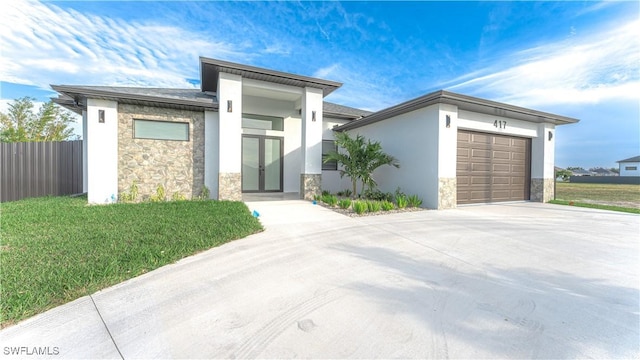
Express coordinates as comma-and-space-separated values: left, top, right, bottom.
448, 18, 640, 108
0, 0, 245, 90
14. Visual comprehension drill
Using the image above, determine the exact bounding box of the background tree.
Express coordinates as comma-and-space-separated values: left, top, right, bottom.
556, 169, 572, 181
0, 97, 76, 142
323, 132, 399, 198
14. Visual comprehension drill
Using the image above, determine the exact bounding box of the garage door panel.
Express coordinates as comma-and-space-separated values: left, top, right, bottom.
457, 130, 531, 204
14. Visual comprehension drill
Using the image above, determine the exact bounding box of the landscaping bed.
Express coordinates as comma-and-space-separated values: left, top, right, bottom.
313, 189, 425, 217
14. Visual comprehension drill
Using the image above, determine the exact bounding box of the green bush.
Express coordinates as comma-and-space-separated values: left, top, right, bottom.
396, 194, 408, 209
336, 189, 353, 198
367, 201, 382, 212
338, 198, 352, 209
407, 195, 422, 208
352, 201, 368, 214
171, 192, 187, 201
381, 200, 395, 211
363, 189, 393, 201
149, 184, 166, 202
322, 194, 338, 206
119, 181, 139, 203
199, 186, 210, 200
321, 190, 331, 196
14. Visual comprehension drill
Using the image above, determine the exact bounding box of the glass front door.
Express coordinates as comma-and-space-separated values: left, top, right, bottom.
242, 135, 283, 192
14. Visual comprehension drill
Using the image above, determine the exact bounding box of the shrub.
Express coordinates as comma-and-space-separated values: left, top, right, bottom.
352, 201, 368, 214
396, 194, 408, 209
322, 194, 338, 206
119, 181, 139, 203
336, 189, 353, 198
321, 190, 331, 196
149, 184, 166, 202
313, 194, 322, 201
381, 200, 395, 211
338, 198, 352, 209
199, 186, 210, 200
363, 189, 393, 201
394, 187, 406, 202
367, 200, 382, 212
171, 192, 187, 201
407, 195, 422, 208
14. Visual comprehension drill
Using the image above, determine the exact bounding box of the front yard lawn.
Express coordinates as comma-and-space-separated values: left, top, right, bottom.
0, 196, 263, 327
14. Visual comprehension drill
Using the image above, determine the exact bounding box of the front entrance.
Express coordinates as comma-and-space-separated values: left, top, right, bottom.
242, 135, 283, 193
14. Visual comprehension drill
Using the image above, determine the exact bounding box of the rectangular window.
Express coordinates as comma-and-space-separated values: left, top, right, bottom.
625, 166, 637, 171
134, 119, 189, 141
322, 140, 338, 171
242, 114, 284, 131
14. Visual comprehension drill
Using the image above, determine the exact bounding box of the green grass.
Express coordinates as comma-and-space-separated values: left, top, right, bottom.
555, 182, 640, 204
0, 196, 263, 327
549, 200, 640, 214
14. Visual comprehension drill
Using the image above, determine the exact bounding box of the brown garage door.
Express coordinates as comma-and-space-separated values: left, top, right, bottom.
457, 130, 531, 204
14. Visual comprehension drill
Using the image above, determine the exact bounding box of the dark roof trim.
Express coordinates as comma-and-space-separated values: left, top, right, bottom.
336, 90, 579, 131
617, 155, 640, 163
51, 85, 217, 114
200, 57, 342, 97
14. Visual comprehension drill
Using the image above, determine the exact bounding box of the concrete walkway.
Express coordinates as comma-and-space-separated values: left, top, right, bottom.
1, 201, 638, 359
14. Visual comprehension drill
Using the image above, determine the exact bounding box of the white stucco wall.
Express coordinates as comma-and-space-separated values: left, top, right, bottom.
531, 123, 556, 180
321, 117, 355, 193
350, 105, 440, 208
620, 161, 640, 176
300, 87, 323, 175
204, 110, 219, 199
82, 110, 88, 193
217, 72, 242, 174
86, 99, 118, 204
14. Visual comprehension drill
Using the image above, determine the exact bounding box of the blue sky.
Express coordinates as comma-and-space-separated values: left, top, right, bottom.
1, 0, 638, 168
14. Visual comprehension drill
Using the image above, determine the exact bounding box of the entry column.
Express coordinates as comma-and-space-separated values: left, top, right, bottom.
217, 72, 243, 201
300, 87, 323, 200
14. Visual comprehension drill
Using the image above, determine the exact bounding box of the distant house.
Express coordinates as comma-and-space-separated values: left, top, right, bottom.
570, 168, 593, 176
590, 167, 617, 176
617, 156, 640, 176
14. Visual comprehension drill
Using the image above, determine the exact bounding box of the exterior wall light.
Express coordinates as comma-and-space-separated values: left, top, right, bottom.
312, 111, 316, 122
98, 109, 105, 123
446, 115, 451, 128
227, 100, 233, 113
548, 131, 553, 141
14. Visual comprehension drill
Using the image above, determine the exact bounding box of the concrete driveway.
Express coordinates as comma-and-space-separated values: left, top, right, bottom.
1, 201, 638, 359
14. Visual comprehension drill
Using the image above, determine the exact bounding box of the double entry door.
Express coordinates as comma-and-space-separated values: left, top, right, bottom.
241, 135, 283, 192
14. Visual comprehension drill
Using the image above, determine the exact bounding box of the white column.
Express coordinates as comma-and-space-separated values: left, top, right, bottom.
86, 99, 118, 204
436, 104, 458, 209
204, 110, 219, 199
217, 72, 243, 200
82, 109, 88, 193
531, 122, 556, 201
300, 87, 324, 199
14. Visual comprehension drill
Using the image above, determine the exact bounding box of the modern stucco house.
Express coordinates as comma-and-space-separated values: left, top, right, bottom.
617, 156, 640, 176
52, 57, 578, 209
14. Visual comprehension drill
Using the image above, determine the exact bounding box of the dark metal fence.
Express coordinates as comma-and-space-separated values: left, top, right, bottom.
569, 176, 640, 185
1, 141, 83, 202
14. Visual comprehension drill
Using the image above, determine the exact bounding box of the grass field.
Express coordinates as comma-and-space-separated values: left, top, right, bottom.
0, 196, 263, 327
554, 182, 640, 210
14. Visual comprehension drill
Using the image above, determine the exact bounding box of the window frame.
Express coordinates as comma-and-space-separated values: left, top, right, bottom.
242, 113, 284, 131
625, 166, 638, 171
322, 140, 338, 171
133, 119, 190, 141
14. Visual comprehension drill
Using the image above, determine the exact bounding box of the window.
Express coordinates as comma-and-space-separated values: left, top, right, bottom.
322, 140, 338, 171
242, 114, 284, 131
625, 166, 638, 171
134, 119, 189, 141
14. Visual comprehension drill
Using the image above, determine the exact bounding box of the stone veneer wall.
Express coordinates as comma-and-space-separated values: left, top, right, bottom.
300, 174, 322, 200
118, 104, 204, 201
530, 178, 554, 203
219, 173, 242, 201
438, 177, 457, 209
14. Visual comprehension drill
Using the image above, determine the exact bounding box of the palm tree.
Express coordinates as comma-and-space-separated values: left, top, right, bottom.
323, 132, 399, 198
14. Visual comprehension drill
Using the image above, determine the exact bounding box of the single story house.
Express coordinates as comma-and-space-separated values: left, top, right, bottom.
617, 156, 640, 176
590, 167, 617, 176
52, 57, 578, 209
569, 168, 593, 176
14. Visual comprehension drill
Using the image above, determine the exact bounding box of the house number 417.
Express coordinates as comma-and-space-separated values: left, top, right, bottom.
494, 120, 507, 129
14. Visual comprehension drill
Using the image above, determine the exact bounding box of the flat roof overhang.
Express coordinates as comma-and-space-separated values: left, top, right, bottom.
51, 85, 217, 115
336, 90, 579, 131
200, 57, 342, 97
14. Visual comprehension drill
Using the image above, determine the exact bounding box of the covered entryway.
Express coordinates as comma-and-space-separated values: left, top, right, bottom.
242, 135, 283, 193
457, 130, 531, 204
